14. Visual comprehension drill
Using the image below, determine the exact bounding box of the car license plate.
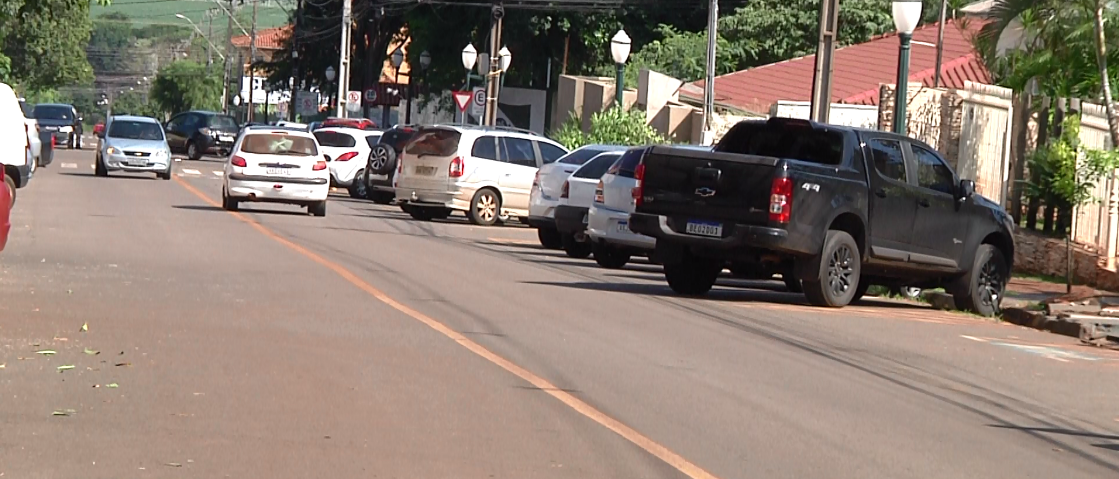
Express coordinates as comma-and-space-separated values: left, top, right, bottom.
126, 160, 147, 167
220, 135, 234, 143
266, 167, 290, 175
685, 220, 722, 237
415, 165, 437, 175
616, 220, 629, 233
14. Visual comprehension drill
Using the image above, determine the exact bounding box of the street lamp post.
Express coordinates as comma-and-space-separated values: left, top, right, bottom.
411, 50, 430, 125
610, 29, 631, 109
461, 44, 477, 124
325, 66, 336, 118
891, 1, 922, 135
390, 48, 404, 127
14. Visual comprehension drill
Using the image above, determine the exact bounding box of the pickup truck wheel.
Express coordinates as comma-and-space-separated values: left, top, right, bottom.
537, 227, 562, 249
592, 242, 630, 269
803, 230, 861, 308
852, 281, 871, 303
561, 234, 592, 259
952, 245, 1007, 317
664, 259, 722, 296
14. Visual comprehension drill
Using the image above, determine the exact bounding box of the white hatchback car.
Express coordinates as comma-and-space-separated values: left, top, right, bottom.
528, 144, 627, 248
551, 151, 625, 260
313, 127, 383, 198
394, 125, 568, 225
222, 127, 330, 216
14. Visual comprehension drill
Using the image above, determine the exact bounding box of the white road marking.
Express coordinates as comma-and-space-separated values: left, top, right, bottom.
211, 170, 223, 176
181, 168, 201, 175
960, 335, 988, 343
60, 163, 77, 169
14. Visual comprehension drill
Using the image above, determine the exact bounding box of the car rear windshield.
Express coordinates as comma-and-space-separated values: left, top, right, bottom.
33, 105, 73, 121
404, 128, 460, 157
208, 115, 238, 129
573, 153, 624, 179
716, 122, 845, 166
108, 121, 164, 141
559, 146, 614, 165
314, 131, 357, 148
240, 134, 318, 156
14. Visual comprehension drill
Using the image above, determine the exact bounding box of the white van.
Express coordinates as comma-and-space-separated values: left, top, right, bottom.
0, 83, 30, 204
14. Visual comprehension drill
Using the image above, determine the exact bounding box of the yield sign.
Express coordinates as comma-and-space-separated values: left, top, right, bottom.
453, 90, 472, 112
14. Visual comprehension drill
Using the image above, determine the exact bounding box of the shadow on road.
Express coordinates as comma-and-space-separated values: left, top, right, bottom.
171, 204, 310, 216
57, 172, 156, 180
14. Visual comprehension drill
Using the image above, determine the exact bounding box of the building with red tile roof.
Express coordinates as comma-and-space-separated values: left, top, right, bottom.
685, 19, 991, 115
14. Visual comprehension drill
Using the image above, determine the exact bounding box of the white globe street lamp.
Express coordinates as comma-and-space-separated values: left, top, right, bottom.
610, 29, 631, 108
891, 1, 922, 135
498, 46, 512, 73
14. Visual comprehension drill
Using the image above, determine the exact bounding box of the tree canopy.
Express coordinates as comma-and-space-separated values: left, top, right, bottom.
0, 0, 97, 91
150, 60, 222, 115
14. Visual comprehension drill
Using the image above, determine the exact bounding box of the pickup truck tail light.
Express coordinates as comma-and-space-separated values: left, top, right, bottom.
594, 180, 604, 204
560, 180, 570, 199
769, 177, 793, 223
632, 163, 646, 207
335, 151, 359, 162
231, 155, 247, 167
449, 156, 464, 178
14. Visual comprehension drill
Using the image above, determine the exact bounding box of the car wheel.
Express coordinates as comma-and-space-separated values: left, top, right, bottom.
76, 134, 83, 150
369, 144, 397, 175
4, 174, 15, 206
348, 169, 368, 199
186, 141, 202, 161
951, 245, 1008, 317
537, 227, 562, 249
158, 169, 172, 180
888, 286, 923, 301
94, 156, 108, 177
309, 200, 327, 217
221, 188, 239, 211
561, 234, 592, 259
592, 242, 630, 269
802, 230, 861, 308
664, 258, 723, 296
468, 188, 501, 226
852, 281, 872, 303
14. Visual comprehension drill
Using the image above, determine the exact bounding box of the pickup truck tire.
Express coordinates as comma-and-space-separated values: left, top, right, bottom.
952, 245, 1008, 317
561, 234, 592, 259
852, 281, 871, 303
537, 227, 562, 249
664, 259, 722, 296
592, 243, 630, 269
802, 230, 862, 308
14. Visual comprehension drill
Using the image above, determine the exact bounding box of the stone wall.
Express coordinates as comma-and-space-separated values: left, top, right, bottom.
878, 83, 965, 170
1014, 231, 1119, 291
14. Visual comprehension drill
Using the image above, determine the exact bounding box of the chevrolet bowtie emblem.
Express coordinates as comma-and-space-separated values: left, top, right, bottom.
695, 187, 716, 197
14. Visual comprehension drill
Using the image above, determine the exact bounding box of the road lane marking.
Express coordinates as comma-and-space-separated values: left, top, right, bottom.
173, 176, 721, 479
961, 335, 988, 343
212, 170, 224, 176
60, 162, 77, 169
181, 168, 201, 175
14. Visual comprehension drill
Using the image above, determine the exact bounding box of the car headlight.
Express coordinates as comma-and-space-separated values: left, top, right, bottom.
59, 126, 73, 133
105, 146, 118, 155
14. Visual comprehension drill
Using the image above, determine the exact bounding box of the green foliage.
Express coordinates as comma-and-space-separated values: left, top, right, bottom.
550, 108, 666, 150
150, 60, 222, 115
88, 12, 135, 74
622, 25, 737, 87
109, 91, 159, 119
1, 0, 96, 92
1026, 115, 1119, 208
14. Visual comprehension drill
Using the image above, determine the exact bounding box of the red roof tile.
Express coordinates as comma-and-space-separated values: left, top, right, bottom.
231, 26, 291, 51
691, 19, 990, 113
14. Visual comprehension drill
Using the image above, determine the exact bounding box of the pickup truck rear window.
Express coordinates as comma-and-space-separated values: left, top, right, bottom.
716, 123, 844, 166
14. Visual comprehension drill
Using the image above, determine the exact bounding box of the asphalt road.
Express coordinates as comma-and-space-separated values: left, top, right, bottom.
3, 148, 1119, 478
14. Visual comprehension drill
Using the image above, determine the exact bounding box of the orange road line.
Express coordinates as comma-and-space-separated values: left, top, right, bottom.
174, 176, 721, 479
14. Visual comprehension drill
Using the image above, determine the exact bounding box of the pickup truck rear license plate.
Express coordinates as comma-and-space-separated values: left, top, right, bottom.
685, 220, 722, 237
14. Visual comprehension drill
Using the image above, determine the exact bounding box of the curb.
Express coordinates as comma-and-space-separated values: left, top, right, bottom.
1000, 307, 1083, 338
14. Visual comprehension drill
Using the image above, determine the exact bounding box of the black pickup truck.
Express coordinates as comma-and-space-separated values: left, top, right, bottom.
629, 117, 1016, 316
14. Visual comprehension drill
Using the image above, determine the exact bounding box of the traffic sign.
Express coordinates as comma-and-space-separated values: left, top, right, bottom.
296, 91, 317, 116
471, 87, 485, 117
345, 91, 361, 112
365, 89, 378, 103
452, 91, 472, 112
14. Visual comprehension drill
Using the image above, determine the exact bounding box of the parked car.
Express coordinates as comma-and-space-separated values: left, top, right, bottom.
552, 150, 626, 261
528, 144, 628, 249
322, 117, 377, 130
32, 103, 83, 149
95, 115, 174, 180
164, 110, 240, 160
18, 99, 43, 168
222, 126, 330, 216
360, 124, 420, 204
312, 127, 383, 198
0, 167, 9, 252
629, 117, 1016, 316
275, 120, 309, 131
394, 125, 568, 225
1, 83, 31, 205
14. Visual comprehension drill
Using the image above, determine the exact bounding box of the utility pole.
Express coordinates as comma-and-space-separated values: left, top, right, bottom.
223, 0, 234, 113
290, 0, 302, 121
336, 0, 352, 118
206, 10, 214, 73
701, 0, 717, 141
484, 2, 504, 127
933, 0, 948, 88
809, 0, 840, 123
248, 0, 258, 122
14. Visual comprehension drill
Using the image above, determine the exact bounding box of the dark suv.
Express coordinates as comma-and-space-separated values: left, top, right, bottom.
164, 111, 240, 160
360, 125, 419, 204
33, 103, 84, 149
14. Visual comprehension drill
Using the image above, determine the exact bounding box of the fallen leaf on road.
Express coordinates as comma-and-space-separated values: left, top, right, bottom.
92, 384, 99, 388
0, 363, 5, 369
80, 322, 88, 332
56, 365, 75, 371
83, 348, 99, 355
165, 463, 182, 467
54, 337, 68, 341
35, 350, 56, 355
52, 410, 74, 416
114, 362, 131, 367
107, 383, 118, 388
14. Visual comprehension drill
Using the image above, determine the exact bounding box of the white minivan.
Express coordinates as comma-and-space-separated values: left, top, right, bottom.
394, 125, 568, 225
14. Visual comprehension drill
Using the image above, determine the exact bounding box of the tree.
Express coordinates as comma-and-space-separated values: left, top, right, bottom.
622, 25, 737, 86
89, 12, 136, 74
550, 108, 666, 150
150, 60, 222, 115
1, 0, 96, 91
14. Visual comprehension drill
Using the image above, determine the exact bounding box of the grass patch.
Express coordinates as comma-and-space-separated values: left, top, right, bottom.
1013, 272, 1068, 285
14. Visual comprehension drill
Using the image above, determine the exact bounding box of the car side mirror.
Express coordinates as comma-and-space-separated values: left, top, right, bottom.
958, 179, 975, 200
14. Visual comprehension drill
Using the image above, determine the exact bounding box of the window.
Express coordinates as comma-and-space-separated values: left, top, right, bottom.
240, 134, 318, 156
716, 121, 844, 165
166, 116, 183, 131
500, 137, 538, 167
868, 139, 907, 183
573, 153, 623, 179
558, 146, 617, 165
381, 129, 417, 151
613, 148, 646, 178
538, 142, 568, 164
404, 128, 461, 157
471, 136, 498, 160
314, 131, 357, 147
33, 105, 74, 121
208, 115, 238, 129
911, 144, 955, 194
364, 134, 383, 149
181, 114, 201, 131
107, 121, 164, 141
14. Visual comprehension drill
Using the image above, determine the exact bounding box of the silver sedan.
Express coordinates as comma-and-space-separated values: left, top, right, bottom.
95, 115, 173, 180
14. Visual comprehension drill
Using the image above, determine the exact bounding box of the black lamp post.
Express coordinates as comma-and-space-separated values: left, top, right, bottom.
891, 1, 922, 135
